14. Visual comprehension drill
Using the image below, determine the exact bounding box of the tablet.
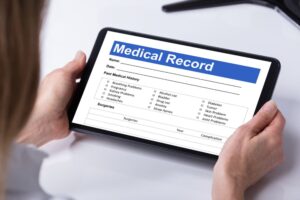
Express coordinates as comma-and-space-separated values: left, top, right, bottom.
68, 28, 280, 157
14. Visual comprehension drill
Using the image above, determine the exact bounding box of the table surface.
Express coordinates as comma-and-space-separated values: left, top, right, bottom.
40, 1, 300, 199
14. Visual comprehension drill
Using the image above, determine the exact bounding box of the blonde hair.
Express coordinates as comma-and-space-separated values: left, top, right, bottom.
0, 0, 45, 199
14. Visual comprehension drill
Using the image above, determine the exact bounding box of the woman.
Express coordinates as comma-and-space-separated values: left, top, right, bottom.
0, 0, 285, 199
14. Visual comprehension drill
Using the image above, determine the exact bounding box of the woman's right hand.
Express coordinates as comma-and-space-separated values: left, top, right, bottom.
212, 100, 285, 200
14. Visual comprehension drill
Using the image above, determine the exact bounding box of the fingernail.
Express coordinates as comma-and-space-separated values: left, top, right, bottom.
264, 100, 278, 115
74, 50, 83, 60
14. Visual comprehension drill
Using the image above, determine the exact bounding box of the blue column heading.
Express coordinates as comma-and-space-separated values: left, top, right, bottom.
109, 41, 260, 83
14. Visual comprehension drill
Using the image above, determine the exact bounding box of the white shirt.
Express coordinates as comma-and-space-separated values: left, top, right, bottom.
6, 144, 70, 200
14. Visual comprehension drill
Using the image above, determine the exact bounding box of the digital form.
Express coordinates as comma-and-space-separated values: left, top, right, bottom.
73, 31, 272, 155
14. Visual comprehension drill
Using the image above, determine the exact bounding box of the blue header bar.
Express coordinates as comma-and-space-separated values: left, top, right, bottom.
109, 41, 260, 83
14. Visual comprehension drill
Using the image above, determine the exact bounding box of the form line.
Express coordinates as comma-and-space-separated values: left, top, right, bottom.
117, 69, 240, 95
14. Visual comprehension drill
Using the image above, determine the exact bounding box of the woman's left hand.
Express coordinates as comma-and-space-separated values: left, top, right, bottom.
17, 51, 86, 147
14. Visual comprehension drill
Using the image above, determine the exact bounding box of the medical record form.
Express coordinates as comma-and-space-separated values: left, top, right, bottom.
73, 31, 271, 155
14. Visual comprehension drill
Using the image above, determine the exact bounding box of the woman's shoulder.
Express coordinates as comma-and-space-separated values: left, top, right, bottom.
6, 143, 51, 200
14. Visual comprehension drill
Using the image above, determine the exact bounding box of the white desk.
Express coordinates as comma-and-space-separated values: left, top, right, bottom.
40, 1, 300, 199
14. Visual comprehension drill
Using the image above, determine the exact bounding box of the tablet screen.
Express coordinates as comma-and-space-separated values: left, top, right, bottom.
72, 30, 272, 155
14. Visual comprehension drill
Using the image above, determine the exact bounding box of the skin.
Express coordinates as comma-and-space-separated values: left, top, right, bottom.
213, 101, 285, 199
17, 51, 86, 146
17, 51, 285, 199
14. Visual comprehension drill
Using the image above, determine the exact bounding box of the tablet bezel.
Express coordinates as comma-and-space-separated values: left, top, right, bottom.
68, 27, 280, 158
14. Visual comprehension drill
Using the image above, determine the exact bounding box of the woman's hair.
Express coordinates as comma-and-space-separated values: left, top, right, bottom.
0, 0, 45, 199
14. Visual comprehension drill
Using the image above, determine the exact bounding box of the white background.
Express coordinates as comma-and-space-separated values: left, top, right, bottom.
40, 1, 300, 199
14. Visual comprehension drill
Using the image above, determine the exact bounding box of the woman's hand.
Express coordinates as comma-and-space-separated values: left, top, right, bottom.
17, 51, 86, 147
212, 101, 285, 200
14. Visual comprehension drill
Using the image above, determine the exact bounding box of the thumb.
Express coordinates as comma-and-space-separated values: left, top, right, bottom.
247, 100, 278, 134
64, 51, 86, 79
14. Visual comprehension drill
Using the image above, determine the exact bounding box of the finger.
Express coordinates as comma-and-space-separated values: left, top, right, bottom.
261, 111, 285, 137
254, 111, 285, 157
64, 51, 86, 79
246, 100, 278, 134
